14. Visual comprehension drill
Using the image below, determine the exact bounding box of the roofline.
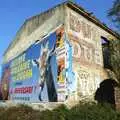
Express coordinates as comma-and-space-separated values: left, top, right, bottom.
66, 1, 120, 39
3, 1, 67, 56
3, 1, 120, 57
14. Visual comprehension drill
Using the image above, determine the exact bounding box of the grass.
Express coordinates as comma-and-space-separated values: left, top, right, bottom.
0, 102, 120, 120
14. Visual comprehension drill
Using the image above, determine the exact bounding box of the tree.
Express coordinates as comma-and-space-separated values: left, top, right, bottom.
108, 0, 120, 30
107, 0, 120, 83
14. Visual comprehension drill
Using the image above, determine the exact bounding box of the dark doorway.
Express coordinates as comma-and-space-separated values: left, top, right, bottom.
95, 78, 118, 109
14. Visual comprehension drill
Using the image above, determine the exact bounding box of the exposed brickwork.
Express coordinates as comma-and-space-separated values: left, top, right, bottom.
115, 87, 120, 111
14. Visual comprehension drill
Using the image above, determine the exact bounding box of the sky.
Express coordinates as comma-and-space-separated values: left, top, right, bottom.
0, 0, 116, 78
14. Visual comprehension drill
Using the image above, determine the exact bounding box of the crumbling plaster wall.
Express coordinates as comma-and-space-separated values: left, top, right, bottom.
65, 7, 118, 101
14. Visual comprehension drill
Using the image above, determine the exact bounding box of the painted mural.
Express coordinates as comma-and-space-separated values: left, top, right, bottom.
68, 34, 102, 67
67, 8, 103, 98
74, 65, 101, 97
1, 65, 10, 100
69, 11, 100, 41
67, 9, 103, 67
0, 27, 76, 102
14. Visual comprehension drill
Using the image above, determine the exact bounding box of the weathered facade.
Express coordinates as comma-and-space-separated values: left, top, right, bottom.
1, 1, 120, 105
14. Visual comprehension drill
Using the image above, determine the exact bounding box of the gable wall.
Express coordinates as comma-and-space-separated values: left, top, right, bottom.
2, 4, 118, 103
3, 5, 66, 64
65, 7, 117, 101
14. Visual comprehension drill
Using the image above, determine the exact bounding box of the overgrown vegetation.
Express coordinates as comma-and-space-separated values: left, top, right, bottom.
109, 39, 120, 83
0, 102, 120, 120
108, 0, 120, 83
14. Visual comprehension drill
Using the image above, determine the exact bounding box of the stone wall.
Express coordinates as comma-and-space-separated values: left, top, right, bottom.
115, 87, 120, 111
65, 7, 118, 101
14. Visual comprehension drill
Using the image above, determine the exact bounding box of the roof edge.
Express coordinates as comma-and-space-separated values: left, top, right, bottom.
66, 1, 120, 39
3, 1, 120, 58
3, 1, 67, 57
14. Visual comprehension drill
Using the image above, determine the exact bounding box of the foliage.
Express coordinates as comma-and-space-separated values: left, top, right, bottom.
109, 39, 120, 83
0, 102, 120, 120
108, 0, 120, 30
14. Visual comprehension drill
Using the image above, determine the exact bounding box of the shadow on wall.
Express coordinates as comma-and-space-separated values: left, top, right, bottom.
95, 79, 118, 109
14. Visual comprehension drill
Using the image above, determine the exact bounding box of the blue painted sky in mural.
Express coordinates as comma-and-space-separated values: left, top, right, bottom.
0, 0, 116, 78
1, 32, 58, 102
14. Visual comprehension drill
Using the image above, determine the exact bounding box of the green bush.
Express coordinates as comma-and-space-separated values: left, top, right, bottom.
66, 102, 119, 120
0, 102, 120, 120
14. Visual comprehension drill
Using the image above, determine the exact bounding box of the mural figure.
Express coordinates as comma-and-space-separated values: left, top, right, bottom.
34, 40, 57, 101
57, 61, 65, 83
56, 27, 64, 48
45, 54, 57, 102
65, 38, 76, 95
1, 67, 10, 100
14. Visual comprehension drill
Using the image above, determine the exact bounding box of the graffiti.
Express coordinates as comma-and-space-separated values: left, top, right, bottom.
70, 12, 81, 33
75, 67, 100, 96
77, 69, 90, 96
94, 49, 102, 66
69, 12, 99, 40
69, 35, 102, 66
81, 21, 91, 39
68, 11, 103, 66
78, 70, 90, 80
